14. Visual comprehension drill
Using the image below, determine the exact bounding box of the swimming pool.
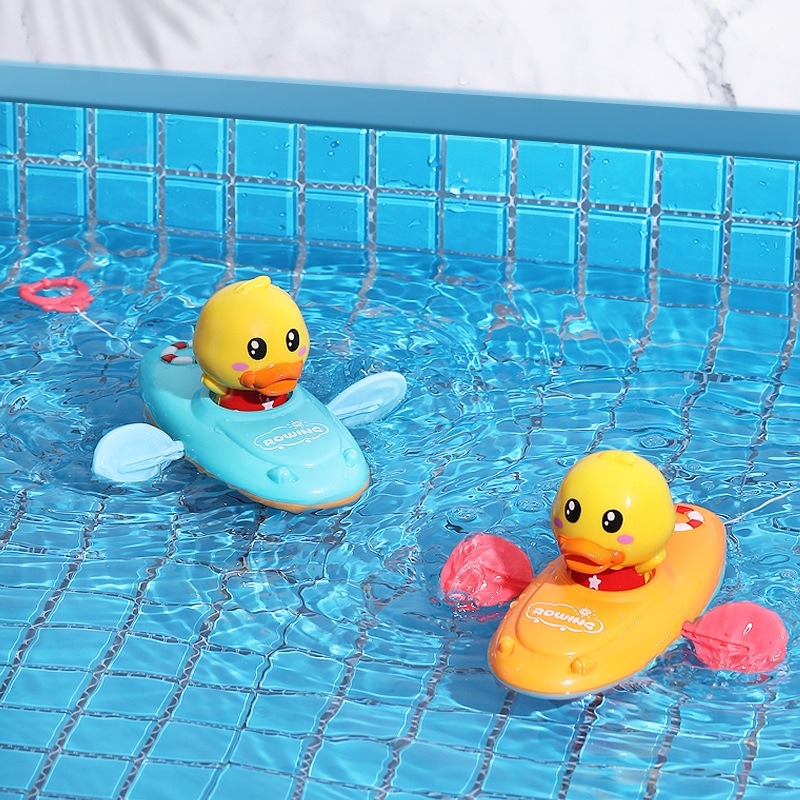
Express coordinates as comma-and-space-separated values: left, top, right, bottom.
2, 96, 800, 799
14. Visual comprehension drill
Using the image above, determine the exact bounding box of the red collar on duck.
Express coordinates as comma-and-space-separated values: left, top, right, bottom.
216, 389, 290, 411
569, 565, 654, 591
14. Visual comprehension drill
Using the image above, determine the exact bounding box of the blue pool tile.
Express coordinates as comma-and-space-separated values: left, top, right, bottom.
310, 739, 393, 786
25, 165, 87, 218
305, 126, 367, 185
483, 753, 560, 798
376, 194, 438, 249
325, 698, 410, 740
235, 183, 296, 238
128, 762, 215, 800
0, 552, 67, 589
729, 223, 795, 284
376, 131, 439, 190
164, 176, 226, 233
96, 169, 157, 226
165, 114, 226, 174
0, 625, 25, 662
732, 157, 799, 220
49, 592, 134, 629
23, 627, 114, 669
417, 709, 492, 750
4, 667, 91, 710
231, 730, 303, 773
515, 205, 578, 263
517, 141, 581, 201
347, 662, 429, 705
0, 749, 45, 792
721, 309, 790, 353
43, 753, 129, 799
131, 602, 212, 641
587, 211, 650, 269
191, 648, 264, 689
0, 708, 67, 748
0, 102, 16, 154
25, 104, 85, 160
70, 560, 147, 598
587, 265, 647, 299
446, 135, 509, 195
174, 686, 250, 726
658, 273, 721, 308
590, 147, 654, 207
96, 110, 157, 166
66, 716, 153, 757
235, 120, 296, 180
443, 199, 507, 256
86, 675, 175, 716
209, 766, 293, 800
0, 161, 17, 216
658, 216, 723, 277
248, 692, 328, 735
728, 283, 791, 316
305, 189, 367, 244
110, 634, 190, 677
0, 587, 49, 624
392, 741, 480, 796
262, 649, 345, 693
151, 720, 235, 762
661, 152, 727, 214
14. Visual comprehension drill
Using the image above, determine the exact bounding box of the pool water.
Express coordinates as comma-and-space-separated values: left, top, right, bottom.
1, 221, 799, 800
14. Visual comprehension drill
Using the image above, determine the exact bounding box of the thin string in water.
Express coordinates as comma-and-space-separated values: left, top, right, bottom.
74, 308, 144, 358
724, 485, 800, 526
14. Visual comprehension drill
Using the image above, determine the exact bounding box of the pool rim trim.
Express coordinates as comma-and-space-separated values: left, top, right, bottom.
3, 61, 800, 159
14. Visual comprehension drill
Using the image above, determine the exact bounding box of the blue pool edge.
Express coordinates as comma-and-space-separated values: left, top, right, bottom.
2, 61, 800, 159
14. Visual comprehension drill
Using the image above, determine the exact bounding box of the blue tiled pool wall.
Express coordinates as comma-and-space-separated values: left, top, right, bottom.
0, 101, 798, 287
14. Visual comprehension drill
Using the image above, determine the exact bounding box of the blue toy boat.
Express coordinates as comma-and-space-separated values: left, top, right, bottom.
139, 342, 370, 511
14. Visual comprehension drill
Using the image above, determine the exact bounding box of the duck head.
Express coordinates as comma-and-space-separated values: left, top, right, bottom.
550, 451, 675, 576
193, 276, 309, 398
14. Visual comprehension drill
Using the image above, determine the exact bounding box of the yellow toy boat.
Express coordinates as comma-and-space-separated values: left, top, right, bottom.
488, 451, 726, 698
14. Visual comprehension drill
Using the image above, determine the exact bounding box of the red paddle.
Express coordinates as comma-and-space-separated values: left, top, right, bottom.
440, 533, 533, 610
682, 601, 788, 673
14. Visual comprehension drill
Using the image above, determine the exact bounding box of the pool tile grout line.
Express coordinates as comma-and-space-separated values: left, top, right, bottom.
27, 510, 183, 798
0, 504, 105, 705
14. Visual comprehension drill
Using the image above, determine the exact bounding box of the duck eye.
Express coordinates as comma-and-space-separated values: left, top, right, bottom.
286, 328, 300, 352
602, 509, 623, 533
564, 498, 581, 523
247, 337, 267, 360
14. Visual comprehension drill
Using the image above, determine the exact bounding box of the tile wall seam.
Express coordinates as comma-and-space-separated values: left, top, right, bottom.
293, 124, 307, 291
666, 154, 734, 470
224, 117, 236, 279
587, 149, 664, 454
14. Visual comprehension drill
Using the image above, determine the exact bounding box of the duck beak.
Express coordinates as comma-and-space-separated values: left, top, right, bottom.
239, 361, 304, 396
557, 536, 625, 575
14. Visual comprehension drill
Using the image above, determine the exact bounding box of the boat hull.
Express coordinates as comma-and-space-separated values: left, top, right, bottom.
488, 504, 726, 698
140, 343, 370, 511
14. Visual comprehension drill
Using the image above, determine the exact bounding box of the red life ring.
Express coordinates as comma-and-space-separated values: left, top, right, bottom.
160, 341, 195, 365
674, 503, 704, 532
18, 276, 94, 312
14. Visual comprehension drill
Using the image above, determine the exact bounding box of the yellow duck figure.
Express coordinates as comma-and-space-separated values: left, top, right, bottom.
192, 276, 310, 411
550, 450, 676, 591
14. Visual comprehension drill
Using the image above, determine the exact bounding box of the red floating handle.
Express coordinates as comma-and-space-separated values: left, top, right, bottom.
18, 276, 94, 312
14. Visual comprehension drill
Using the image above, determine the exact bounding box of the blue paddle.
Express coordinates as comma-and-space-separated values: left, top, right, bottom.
92, 371, 407, 483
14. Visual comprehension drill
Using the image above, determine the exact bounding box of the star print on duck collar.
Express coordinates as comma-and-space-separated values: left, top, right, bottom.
570, 565, 652, 591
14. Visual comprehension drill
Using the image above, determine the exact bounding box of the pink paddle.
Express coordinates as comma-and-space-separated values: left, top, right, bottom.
440, 533, 533, 610
682, 601, 788, 673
